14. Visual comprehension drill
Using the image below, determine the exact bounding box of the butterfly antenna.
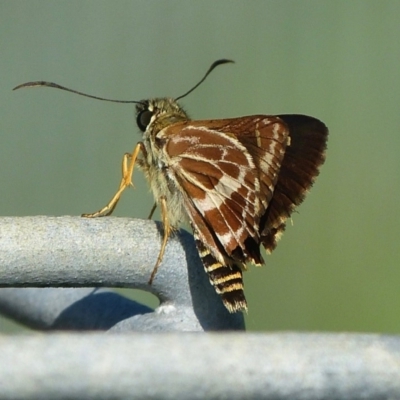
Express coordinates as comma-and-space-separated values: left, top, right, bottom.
13, 81, 142, 104
175, 59, 234, 101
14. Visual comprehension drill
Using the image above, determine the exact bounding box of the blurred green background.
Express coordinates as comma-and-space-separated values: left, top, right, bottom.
1, 1, 399, 333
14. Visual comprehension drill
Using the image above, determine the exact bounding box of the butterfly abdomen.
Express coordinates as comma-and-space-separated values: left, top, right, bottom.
194, 232, 247, 313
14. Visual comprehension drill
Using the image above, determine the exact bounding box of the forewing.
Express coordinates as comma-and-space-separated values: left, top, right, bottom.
227, 116, 290, 207
164, 122, 263, 264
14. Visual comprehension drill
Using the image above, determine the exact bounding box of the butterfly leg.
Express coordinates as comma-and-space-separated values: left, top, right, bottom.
82, 142, 144, 218
147, 202, 157, 219
148, 196, 171, 284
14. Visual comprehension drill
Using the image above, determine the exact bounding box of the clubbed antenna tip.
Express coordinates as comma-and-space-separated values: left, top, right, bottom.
175, 59, 234, 101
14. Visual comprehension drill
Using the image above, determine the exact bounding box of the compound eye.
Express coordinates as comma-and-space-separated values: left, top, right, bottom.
136, 109, 153, 132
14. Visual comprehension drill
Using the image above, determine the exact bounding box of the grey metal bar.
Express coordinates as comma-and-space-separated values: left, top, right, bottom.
1, 332, 400, 400
0, 216, 244, 331
0, 288, 153, 330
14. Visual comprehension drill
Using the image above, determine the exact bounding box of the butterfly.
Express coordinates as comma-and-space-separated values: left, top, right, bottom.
14, 60, 328, 313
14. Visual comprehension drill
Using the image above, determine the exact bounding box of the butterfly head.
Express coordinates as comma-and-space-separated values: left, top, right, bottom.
135, 98, 189, 134
133, 59, 235, 134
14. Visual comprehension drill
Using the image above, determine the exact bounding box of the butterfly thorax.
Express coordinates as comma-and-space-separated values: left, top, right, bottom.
136, 98, 191, 228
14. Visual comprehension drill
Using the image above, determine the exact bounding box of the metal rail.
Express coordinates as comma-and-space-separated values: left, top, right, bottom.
1, 333, 400, 399
0, 216, 244, 331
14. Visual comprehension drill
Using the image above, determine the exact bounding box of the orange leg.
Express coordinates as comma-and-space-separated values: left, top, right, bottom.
148, 196, 172, 284
82, 142, 143, 218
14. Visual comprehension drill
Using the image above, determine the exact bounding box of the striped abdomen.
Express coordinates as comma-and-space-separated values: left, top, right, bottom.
193, 231, 247, 313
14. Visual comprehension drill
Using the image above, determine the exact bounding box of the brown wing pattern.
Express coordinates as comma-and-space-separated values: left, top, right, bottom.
166, 123, 263, 260
163, 117, 293, 312
259, 115, 328, 253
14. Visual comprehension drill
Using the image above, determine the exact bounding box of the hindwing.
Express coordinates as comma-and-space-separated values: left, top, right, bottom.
259, 115, 328, 252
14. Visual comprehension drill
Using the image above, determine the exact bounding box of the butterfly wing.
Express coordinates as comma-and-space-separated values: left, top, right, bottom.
164, 117, 290, 261
258, 115, 328, 252
159, 117, 290, 312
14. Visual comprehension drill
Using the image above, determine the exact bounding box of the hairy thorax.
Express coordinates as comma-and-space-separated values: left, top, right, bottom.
136, 98, 190, 229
